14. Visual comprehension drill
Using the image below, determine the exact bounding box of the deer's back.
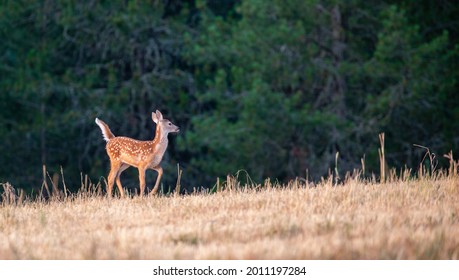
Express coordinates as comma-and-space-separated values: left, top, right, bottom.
106, 137, 154, 166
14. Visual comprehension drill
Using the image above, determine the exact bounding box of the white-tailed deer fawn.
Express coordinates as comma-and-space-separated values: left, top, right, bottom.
95, 110, 179, 197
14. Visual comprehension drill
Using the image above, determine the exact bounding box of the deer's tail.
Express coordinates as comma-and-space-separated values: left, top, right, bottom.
95, 118, 115, 142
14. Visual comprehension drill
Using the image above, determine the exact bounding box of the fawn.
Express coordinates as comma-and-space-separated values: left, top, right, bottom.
95, 110, 179, 197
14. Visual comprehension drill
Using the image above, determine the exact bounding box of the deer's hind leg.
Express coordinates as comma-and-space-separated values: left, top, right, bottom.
115, 163, 129, 198
107, 161, 122, 197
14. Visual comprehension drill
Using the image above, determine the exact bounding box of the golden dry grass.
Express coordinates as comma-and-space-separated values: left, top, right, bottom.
1, 176, 459, 259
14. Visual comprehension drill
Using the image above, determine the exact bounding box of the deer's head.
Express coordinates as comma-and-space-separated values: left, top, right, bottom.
152, 110, 179, 134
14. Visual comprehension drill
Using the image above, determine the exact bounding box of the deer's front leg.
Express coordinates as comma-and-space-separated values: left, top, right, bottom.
150, 166, 163, 195
138, 166, 147, 196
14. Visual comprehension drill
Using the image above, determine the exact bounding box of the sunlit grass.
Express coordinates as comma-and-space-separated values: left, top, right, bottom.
1, 169, 458, 259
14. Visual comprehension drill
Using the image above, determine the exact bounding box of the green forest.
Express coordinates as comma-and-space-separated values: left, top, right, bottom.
1, 0, 458, 193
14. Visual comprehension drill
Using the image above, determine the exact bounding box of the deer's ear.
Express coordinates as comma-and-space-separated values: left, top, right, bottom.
152, 112, 159, 123
155, 110, 163, 121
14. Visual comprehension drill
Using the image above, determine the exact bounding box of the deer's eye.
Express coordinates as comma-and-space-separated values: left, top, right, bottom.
168, 122, 172, 126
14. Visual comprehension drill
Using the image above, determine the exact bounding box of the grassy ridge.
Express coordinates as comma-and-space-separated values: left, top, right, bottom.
1, 175, 458, 259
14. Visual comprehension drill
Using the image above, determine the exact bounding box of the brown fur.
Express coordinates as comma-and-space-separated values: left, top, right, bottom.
95, 110, 179, 197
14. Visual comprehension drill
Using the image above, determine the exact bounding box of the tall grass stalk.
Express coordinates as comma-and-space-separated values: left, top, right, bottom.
175, 164, 183, 197
414, 144, 438, 178
378, 133, 385, 183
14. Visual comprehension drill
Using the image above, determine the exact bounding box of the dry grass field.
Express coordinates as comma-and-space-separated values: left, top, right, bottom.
1, 173, 459, 259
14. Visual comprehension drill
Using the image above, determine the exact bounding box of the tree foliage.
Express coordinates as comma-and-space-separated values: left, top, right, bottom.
1, 0, 458, 191
182, 0, 458, 183
0, 0, 190, 190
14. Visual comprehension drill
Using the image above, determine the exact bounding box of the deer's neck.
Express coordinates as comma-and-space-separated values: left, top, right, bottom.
152, 127, 169, 156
